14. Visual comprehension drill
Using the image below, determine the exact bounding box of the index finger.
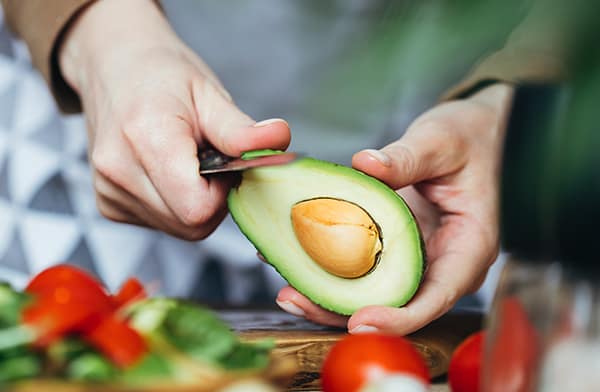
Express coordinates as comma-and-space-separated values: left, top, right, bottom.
126, 110, 232, 229
193, 80, 291, 157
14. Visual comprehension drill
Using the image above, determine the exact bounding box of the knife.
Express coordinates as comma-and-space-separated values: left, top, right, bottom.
198, 148, 301, 175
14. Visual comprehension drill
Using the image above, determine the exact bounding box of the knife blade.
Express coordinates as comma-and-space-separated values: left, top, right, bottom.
198, 148, 301, 175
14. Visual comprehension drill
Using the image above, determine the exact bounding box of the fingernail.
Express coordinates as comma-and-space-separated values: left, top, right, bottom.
253, 118, 288, 127
276, 300, 305, 317
350, 324, 379, 334
364, 149, 391, 167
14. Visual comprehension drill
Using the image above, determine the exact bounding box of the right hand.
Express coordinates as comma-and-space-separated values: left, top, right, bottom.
59, 0, 290, 240
275, 83, 513, 334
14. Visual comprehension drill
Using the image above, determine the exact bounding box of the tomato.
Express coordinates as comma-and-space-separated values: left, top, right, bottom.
485, 297, 540, 392
448, 331, 485, 392
113, 277, 146, 308
26, 264, 113, 314
23, 265, 114, 346
21, 264, 149, 367
321, 334, 429, 392
85, 314, 147, 368
21, 297, 98, 347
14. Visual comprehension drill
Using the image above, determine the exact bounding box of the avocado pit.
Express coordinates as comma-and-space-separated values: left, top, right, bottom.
290, 198, 382, 278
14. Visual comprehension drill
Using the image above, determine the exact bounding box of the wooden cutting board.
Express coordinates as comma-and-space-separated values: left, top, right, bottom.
220, 309, 482, 391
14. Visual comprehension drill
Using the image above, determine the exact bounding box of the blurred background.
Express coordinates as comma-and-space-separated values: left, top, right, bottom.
0, 0, 591, 316
164, 0, 524, 163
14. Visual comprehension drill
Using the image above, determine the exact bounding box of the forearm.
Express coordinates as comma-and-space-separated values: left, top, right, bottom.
59, 0, 173, 95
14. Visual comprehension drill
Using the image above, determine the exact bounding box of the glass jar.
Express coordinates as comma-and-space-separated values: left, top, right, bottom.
481, 257, 563, 392
488, 21, 600, 392
536, 276, 600, 391
482, 257, 600, 392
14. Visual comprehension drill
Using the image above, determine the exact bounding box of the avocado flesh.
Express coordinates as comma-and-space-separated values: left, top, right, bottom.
228, 157, 425, 315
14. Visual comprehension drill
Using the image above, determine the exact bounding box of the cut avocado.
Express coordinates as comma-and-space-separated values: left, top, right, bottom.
227, 155, 425, 315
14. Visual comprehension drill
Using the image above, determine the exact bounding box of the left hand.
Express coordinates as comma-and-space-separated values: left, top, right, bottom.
58, 0, 290, 240
275, 83, 514, 334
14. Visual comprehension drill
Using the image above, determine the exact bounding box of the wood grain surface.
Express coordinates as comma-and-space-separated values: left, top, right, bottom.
223, 309, 482, 391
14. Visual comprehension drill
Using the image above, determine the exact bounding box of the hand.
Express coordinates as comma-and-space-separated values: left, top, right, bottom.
59, 0, 290, 240
276, 83, 514, 334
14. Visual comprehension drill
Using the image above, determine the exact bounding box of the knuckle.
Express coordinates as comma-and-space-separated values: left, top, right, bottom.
120, 105, 168, 151
121, 120, 146, 146
180, 228, 209, 242
387, 142, 418, 177
91, 149, 127, 186
91, 150, 116, 178
96, 197, 121, 222
121, 117, 159, 150
421, 119, 463, 148
92, 175, 108, 198
179, 203, 210, 227
417, 118, 450, 134
193, 78, 213, 120
416, 118, 469, 164
194, 80, 241, 154
413, 118, 455, 142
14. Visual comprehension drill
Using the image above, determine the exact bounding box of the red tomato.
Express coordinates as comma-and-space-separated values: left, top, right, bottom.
26, 264, 113, 314
22, 264, 149, 367
23, 265, 114, 346
113, 277, 147, 308
321, 334, 429, 392
21, 297, 98, 347
485, 297, 540, 392
85, 315, 147, 368
448, 331, 485, 392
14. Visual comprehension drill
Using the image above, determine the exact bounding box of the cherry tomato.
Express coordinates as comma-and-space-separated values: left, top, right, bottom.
321, 334, 429, 392
448, 331, 485, 392
485, 297, 540, 392
113, 277, 147, 308
21, 297, 98, 347
26, 264, 113, 314
85, 314, 147, 368
22, 265, 114, 345
21, 264, 149, 367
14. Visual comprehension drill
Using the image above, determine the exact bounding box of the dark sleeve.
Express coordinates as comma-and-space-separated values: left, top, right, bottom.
440, 0, 571, 100
1, 0, 95, 113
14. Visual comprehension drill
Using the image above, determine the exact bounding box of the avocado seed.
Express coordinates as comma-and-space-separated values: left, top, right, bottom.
290, 198, 382, 278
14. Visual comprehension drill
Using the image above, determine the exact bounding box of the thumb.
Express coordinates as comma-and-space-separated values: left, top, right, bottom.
352, 122, 467, 189
192, 79, 291, 156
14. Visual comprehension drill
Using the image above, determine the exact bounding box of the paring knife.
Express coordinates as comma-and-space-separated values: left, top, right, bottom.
198, 148, 301, 175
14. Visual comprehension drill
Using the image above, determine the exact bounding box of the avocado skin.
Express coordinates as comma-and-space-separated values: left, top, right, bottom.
227, 157, 425, 315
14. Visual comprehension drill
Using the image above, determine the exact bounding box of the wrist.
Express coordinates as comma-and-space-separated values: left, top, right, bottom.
468, 83, 515, 144
58, 0, 173, 94
469, 83, 515, 114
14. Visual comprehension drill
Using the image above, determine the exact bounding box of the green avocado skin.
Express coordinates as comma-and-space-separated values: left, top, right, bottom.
227, 157, 425, 315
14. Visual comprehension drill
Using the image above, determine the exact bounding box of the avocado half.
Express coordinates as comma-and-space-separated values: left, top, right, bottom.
227, 153, 425, 315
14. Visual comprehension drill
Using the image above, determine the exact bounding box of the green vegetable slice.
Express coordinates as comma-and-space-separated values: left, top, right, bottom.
241, 149, 283, 160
